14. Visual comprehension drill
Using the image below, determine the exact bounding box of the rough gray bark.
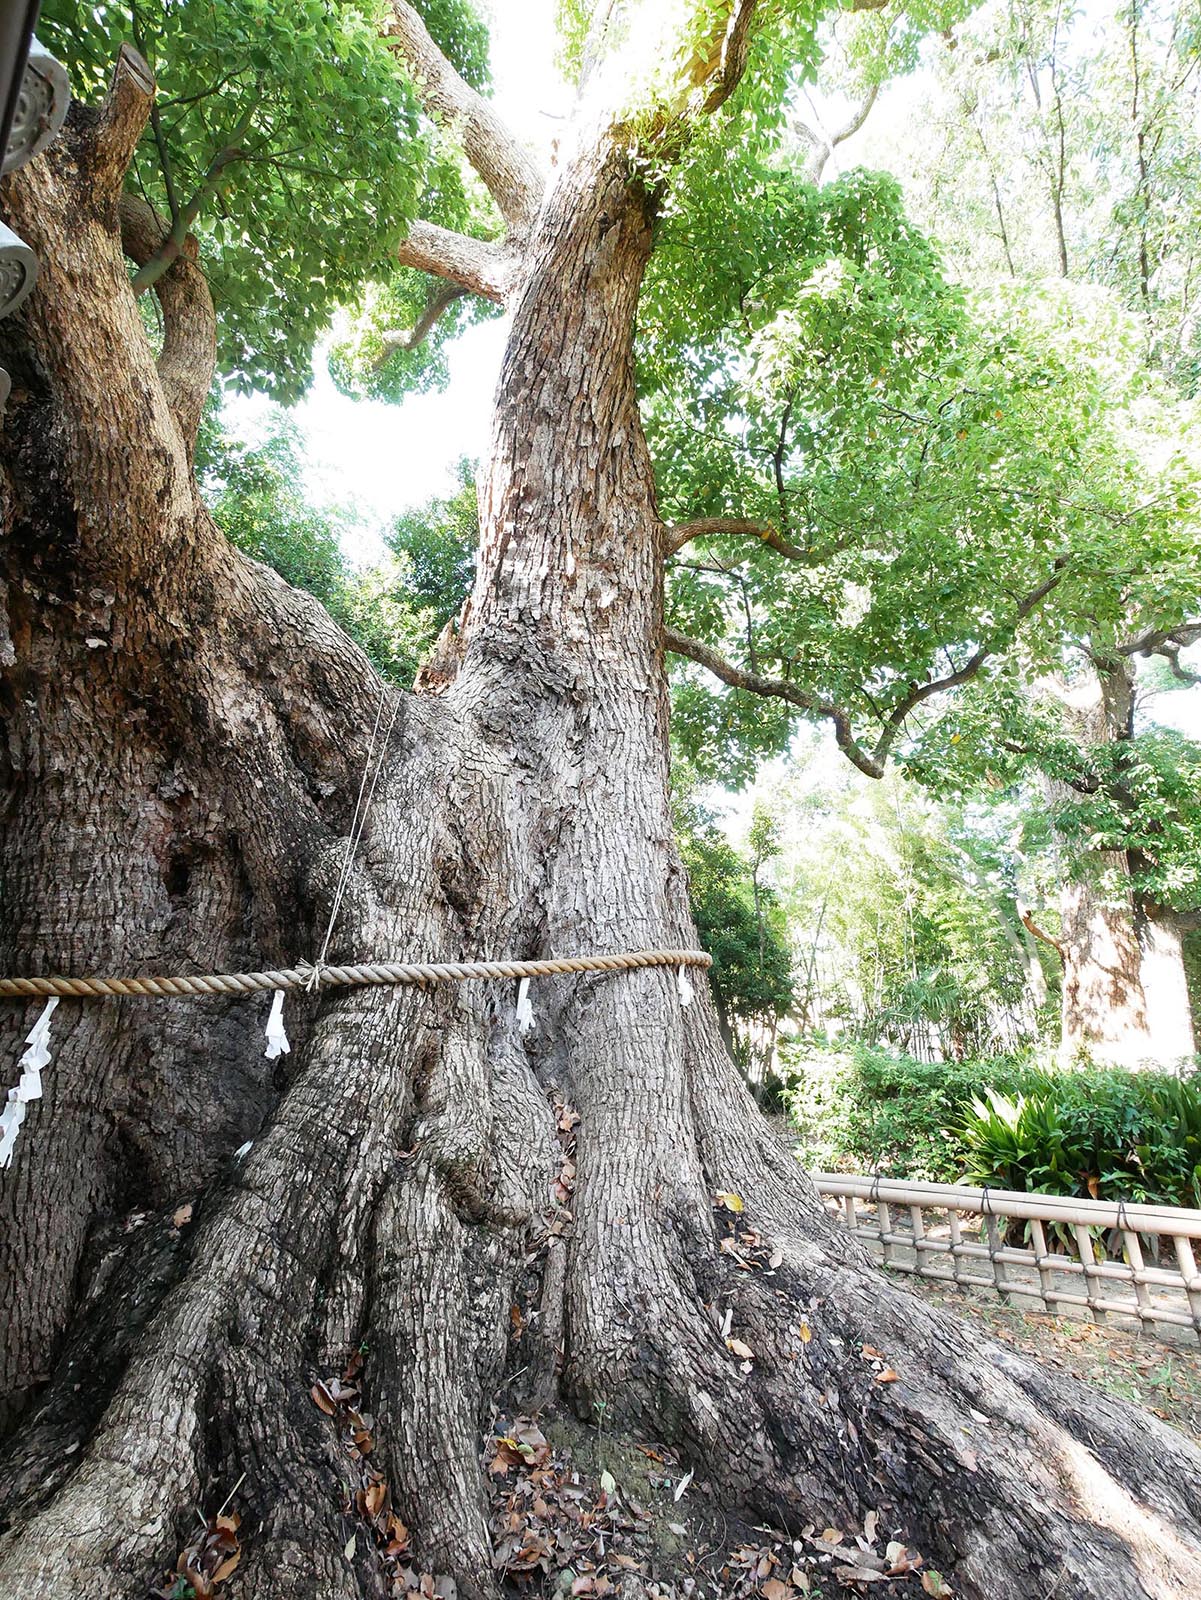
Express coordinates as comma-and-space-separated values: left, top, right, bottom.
2, 24, 1201, 1600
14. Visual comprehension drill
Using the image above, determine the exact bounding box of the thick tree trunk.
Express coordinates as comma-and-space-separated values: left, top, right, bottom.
1043, 658, 1195, 1067
2, 57, 1201, 1600
1056, 850, 1153, 1065
1137, 910, 1197, 1065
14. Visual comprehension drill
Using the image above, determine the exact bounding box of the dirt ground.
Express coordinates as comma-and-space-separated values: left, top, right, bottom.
290, 1271, 1201, 1600
899, 1270, 1201, 1445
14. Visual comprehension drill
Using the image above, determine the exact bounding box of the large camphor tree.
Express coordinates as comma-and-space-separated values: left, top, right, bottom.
3, 3, 1201, 1596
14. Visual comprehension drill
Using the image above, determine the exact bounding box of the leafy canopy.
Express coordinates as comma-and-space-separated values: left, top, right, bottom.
644, 152, 1196, 779
40, 0, 492, 400
203, 416, 454, 685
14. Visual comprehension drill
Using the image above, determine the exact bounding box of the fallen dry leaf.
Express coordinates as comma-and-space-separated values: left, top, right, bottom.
212, 1551, 240, 1584
874, 1368, 900, 1385
726, 1337, 754, 1360
716, 1190, 745, 1213
886, 1542, 922, 1575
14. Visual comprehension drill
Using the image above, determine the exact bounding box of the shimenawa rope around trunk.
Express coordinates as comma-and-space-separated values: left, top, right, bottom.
0, 948, 712, 1000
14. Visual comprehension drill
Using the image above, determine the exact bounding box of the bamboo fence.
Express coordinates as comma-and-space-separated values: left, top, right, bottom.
813, 1172, 1201, 1341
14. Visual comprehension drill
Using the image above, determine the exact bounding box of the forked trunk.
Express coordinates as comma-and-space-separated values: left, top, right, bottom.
2, 61, 1201, 1600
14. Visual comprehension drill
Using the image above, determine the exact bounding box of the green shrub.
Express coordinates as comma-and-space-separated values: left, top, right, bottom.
782, 1039, 1043, 1184
960, 1074, 1201, 1208
784, 1039, 1201, 1207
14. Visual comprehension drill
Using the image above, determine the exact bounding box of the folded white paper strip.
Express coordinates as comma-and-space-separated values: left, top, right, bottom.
515, 977, 534, 1035
0, 997, 59, 1169
264, 988, 290, 1059
677, 967, 694, 1007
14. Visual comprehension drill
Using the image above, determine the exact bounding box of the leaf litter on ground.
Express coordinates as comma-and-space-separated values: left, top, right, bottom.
479, 1411, 947, 1599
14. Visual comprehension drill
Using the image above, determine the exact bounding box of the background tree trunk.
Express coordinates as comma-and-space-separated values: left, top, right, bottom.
1137, 910, 1197, 1064
1042, 656, 1194, 1066
1056, 851, 1151, 1064
2, 47, 1201, 1600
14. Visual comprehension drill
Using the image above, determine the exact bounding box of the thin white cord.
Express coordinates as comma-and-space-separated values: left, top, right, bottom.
310, 685, 402, 988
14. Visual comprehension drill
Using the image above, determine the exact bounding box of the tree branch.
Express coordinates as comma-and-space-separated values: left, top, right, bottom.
772, 392, 795, 537
666, 561, 1068, 781
374, 281, 469, 371
91, 43, 156, 195
130, 96, 260, 292
793, 82, 879, 184
664, 516, 812, 559
1018, 907, 1065, 959
695, 0, 761, 114
119, 195, 216, 462
831, 81, 880, 146
396, 220, 517, 303
128, 0, 180, 224
1117, 619, 1201, 679
663, 626, 884, 778
867, 561, 1069, 766
384, 1, 544, 237
1156, 643, 1201, 685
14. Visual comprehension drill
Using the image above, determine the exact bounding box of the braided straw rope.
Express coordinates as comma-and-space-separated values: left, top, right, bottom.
0, 948, 712, 1001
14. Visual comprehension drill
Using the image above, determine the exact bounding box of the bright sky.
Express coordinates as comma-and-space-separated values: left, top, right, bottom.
223, 0, 566, 564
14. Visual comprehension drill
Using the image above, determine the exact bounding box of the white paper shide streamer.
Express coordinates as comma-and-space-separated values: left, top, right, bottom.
515, 976, 534, 1035
264, 988, 291, 1059
676, 966, 694, 1007
0, 997, 59, 1169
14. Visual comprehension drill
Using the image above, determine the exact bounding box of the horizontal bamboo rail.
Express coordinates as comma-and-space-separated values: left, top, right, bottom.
813, 1173, 1201, 1341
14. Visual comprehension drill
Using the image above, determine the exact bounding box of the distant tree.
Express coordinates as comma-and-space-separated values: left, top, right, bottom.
386, 456, 478, 633
868, 0, 1201, 391
775, 764, 1056, 1058
908, 659, 1201, 1064
841, 0, 1201, 1064
205, 416, 449, 685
